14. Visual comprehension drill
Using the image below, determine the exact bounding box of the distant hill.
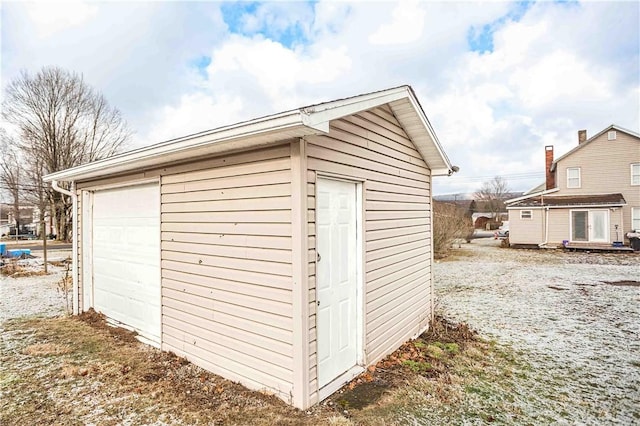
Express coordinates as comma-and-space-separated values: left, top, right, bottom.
433, 193, 475, 201
434, 192, 523, 202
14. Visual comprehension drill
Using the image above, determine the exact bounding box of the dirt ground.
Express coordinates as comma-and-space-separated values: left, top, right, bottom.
0, 308, 488, 425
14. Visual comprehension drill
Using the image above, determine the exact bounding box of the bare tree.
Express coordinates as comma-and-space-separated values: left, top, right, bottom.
0, 132, 22, 239
2, 66, 132, 241
474, 176, 511, 220
23, 160, 49, 272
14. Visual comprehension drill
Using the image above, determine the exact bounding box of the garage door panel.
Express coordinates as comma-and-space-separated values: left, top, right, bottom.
91, 183, 161, 345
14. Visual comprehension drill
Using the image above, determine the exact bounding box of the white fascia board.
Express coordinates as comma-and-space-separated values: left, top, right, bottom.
505, 188, 559, 204
300, 86, 409, 128
549, 203, 626, 209
404, 94, 453, 174
302, 86, 452, 175
44, 111, 324, 182
431, 168, 453, 177
506, 206, 544, 210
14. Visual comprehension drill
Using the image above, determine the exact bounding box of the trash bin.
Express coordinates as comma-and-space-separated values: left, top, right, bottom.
627, 231, 640, 251
0, 243, 5, 256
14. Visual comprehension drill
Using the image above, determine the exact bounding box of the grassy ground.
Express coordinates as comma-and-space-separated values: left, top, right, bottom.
0, 310, 538, 425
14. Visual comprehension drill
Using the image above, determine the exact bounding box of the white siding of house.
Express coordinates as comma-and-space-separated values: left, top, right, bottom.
306, 105, 432, 403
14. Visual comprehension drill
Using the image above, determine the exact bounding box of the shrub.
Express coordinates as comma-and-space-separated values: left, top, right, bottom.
433, 201, 474, 256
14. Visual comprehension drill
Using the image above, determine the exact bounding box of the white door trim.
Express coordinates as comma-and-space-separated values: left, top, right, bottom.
315, 175, 364, 399
81, 190, 93, 311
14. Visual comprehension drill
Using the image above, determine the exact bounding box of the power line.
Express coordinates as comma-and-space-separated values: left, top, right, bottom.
440, 172, 545, 183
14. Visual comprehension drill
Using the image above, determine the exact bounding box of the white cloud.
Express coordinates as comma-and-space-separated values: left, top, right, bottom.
23, 1, 98, 37
237, 2, 314, 39
369, 1, 426, 45
510, 51, 611, 109
137, 92, 245, 146
3, 1, 637, 196
205, 35, 352, 110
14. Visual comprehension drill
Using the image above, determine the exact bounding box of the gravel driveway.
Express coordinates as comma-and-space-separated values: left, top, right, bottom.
434, 239, 640, 425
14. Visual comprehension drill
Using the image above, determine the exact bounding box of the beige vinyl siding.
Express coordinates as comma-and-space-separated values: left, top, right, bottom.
556, 131, 639, 241
306, 105, 432, 389
556, 132, 639, 194
610, 208, 625, 242
547, 209, 570, 245
75, 144, 295, 399
510, 207, 627, 246
507, 208, 544, 244
159, 144, 295, 400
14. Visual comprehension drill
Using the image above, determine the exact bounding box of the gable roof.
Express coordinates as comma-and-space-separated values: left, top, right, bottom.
550, 124, 640, 171
507, 193, 626, 208
44, 85, 453, 183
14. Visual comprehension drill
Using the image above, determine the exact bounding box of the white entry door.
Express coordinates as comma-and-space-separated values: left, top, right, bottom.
316, 178, 359, 388
589, 210, 608, 243
91, 183, 161, 345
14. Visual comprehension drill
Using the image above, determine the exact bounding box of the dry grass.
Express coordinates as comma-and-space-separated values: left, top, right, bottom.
0, 260, 49, 277
22, 343, 72, 356
0, 311, 522, 425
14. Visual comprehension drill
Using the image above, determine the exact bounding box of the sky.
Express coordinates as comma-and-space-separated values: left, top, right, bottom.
1, 0, 638, 196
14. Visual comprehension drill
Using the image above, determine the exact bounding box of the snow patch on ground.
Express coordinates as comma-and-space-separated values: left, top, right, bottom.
0, 263, 69, 322
435, 239, 639, 424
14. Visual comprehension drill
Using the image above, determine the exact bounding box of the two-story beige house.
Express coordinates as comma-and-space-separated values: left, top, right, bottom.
507, 125, 640, 248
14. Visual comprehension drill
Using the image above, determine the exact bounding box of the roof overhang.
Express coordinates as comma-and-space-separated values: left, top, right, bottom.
508, 203, 626, 210
44, 85, 453, 183
505, 188, 559, 204
506, 193, 626, 209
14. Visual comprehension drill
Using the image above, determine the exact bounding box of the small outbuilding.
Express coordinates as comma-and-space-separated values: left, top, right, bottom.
44, 86, 453, 409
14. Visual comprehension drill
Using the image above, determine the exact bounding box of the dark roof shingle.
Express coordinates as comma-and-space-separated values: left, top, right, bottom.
509, 193, 626, 208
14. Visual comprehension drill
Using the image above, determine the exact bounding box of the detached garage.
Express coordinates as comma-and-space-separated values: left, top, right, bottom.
44, 85, 453, 409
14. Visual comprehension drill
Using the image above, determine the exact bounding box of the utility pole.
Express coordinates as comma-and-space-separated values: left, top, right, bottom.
42, 216, 47, 273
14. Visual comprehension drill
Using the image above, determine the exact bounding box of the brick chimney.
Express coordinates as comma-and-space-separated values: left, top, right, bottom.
545, 145, 555, 190
578, 129, 587, 144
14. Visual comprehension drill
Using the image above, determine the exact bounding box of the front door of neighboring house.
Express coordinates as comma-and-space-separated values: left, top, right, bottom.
316, 177, 360, 390
571, 210, 609, 243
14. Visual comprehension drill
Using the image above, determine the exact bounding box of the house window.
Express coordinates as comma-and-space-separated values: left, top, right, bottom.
607, 130, 616, 140
633, 208, 640, 231
632, 163, 640, 186
567, 167, 581, 188
520, 210, 532, 220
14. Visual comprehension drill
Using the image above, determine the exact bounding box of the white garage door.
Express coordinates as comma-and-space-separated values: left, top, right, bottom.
91, 183, 161, 345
